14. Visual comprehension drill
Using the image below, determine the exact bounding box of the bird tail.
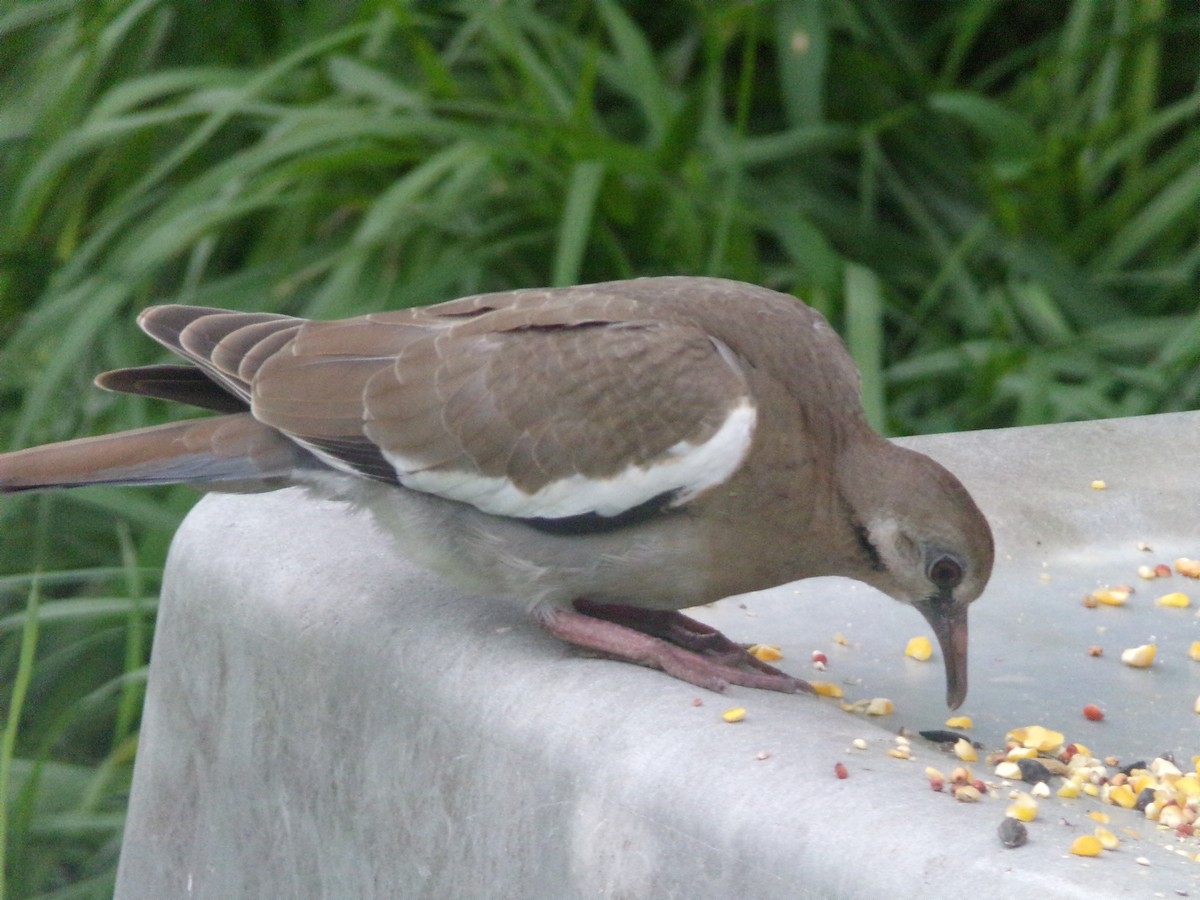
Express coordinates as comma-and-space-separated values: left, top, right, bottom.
0, 413, 315, 494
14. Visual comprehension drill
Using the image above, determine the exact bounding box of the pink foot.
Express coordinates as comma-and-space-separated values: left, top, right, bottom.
538, 601, 815, 695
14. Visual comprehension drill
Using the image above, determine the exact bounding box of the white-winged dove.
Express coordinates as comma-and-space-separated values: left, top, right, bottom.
0, 277, 993, 706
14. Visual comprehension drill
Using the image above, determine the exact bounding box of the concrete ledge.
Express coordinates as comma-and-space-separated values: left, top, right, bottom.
116, 413, 1200, 898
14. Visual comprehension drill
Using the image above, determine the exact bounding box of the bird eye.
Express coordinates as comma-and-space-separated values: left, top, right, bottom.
927, 554, 964, 590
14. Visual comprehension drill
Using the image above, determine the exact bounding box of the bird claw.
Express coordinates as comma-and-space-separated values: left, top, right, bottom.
540, 601, 815, 695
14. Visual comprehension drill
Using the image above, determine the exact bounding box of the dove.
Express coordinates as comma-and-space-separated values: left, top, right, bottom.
0, 277, 992, 706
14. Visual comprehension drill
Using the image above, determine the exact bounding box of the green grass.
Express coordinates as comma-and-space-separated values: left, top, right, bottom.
1, 0, 1198, 894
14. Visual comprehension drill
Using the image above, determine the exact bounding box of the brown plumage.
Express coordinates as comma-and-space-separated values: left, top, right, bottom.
0, 277, 993, 706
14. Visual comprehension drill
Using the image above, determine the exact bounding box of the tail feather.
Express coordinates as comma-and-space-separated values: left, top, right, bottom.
0, 414, 317, 494
95, 365, 249, 414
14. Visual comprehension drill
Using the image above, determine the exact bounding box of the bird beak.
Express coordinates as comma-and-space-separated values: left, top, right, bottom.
917, 598, 969, 710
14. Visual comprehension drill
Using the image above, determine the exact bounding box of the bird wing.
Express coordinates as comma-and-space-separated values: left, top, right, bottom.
137, 288, 758, 520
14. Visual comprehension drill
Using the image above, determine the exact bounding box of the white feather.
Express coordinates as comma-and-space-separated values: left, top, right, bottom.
383, 398, 757, 520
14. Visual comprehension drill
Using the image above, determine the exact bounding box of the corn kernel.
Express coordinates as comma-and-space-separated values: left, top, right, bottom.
746, 644, 783, 662
1057, 782, 1080, 799
1109, 784, 1137, 808
1155, 592, 1191, 608
811, 681, 843, 699
1006, 792, 1038, 822
925, 766, 946, 781
888, 747, 911, 760
1088, 811, 1110, 824
1160, 805, 1186, 828
1120, 644, 1156, 668
945, 715, 973, 729
1131, 774, 1157, 795
905, 636, 932, 661
864, 698, 894, 716
1175, 558, 1200, 578
1091, 588, 1130, 606
1090, 480, 1107, 490
995, 761, 1021, 780
1006, 726, 1065, 753
1082, 782, 1100, 797
1071, 835, 1103, 856
954, 739, 978, 762
1151, 757, 1181, 778
1189, 642, 1200, 662
954, 785, 981, 802
1031, 781, 1050, 798
1095, 827, 1120, 850
721, 707, 746, 723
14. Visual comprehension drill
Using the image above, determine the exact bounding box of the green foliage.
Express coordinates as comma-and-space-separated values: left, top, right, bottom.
0, 0, 1197, 894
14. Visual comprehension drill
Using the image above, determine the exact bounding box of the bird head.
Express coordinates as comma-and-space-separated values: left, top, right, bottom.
837, 442, 994, 709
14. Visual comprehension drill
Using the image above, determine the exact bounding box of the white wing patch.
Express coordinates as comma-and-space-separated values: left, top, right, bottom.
383, 399, 757, 520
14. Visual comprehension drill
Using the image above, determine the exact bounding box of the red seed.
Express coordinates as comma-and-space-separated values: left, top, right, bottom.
1087, 646, 1103, 657
972, 779, 988, 794
834, 762, 848, 779
1061, 744, 1080, 762
812, 651, 828, 667
1177, 823, 1195, 838
929, 777, 945, 792
1083, 704, 1104, 721
1155, 563, 1172, 578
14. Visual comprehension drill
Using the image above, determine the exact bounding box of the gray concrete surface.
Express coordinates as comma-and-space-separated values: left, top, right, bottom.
115, 412, 1200, 898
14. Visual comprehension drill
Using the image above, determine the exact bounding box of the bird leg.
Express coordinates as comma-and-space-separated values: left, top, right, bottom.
537, 600, 815, 695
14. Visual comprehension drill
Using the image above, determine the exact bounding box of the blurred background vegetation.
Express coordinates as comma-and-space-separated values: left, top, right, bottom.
0, 0, 1197, 895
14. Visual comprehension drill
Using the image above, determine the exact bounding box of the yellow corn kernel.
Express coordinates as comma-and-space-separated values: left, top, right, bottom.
888, 747, 911, 760
1006, 746, 1037, 760
1091, 587, 1130, 606
1095, 827, 1120, 850
832, 632, 849, 646
1155, 592, 1191, 608
1131, 774, 1157, 795
864, 698, 894, 716
1082, 782, 1100, 797
924, 766, 946, 781
746, 643, 783, 662
1090, 480, 1107, 490
1120, 644, 1157, 668
1057, 781, 1080, 799
811, 681, 843, 699
1006, 792, 1038, 822
721, 707, 746, 723
954, 739, 978, 762
945, 715, 973, 729
1071, 835, 1103, 857
1006, 726, 1065, 753
1108, 784, 1137, 808
905, 636, 932, 661
1088, 811, 1110, 824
